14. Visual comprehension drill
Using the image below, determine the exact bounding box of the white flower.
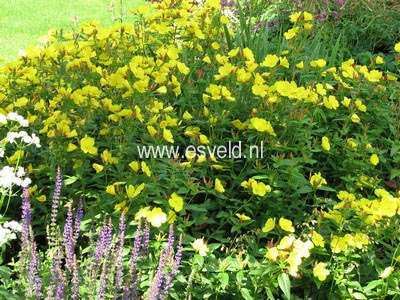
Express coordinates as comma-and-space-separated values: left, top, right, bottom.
0, 225, 17, 247
5, 132, 19, 143
0, 166, 30, 188
6, 112, 19, 121
21, 177, 31, 187
380, 266, 394, 279
20, 119, 29, 127
6, 112, 28, 127
16, 166, 26, 178
3, 220, 22, 232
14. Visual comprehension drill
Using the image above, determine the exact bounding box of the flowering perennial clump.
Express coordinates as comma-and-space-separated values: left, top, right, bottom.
17, 168, 183, 299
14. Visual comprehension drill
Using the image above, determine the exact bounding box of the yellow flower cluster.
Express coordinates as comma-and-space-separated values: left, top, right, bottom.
265, 235, 314, 277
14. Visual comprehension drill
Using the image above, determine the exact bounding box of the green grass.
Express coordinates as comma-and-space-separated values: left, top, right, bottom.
0, 0, 146, 63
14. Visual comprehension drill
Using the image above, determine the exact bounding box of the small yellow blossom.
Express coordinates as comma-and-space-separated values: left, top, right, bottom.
279, 217, 295, 232
141, 161, 152, 177
310, 172, 327, 189
169, 193, 184, 212
147, 207, 167, 227
375, 56, 384, 64
92, 163, 104, 173
395, 42, 400, 53
126, 183, 145, 199
262, 217, 276, 233
313, 262, 330, 281
370, 154, 379, 166
129, 161, 139, 172
265, 247, 279, 261
80, 135, 98, 155
351, 113, 360, 123
215, 178, 225, 193
321, 136, 330, 151
106, 185, 116, 195
236, 213, 251, 222
312, 231, 324, 247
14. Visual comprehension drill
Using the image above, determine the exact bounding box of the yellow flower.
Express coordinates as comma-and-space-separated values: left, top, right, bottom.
250, 117, 276, 136
80, 135, 98, 155
129, 161, 139, 172
261, 54, 279, 68
183, 111, 193, 120
366, 70, 383, 82
296, 61, 304, 69
341, 97, 351, 107
199, 134, 209, 144
147, 125, 158, 137
262, 217, 276, 233
321, 136, 330, 151
126, 183, 145, 199
289, 12, 302, 23
135, 206, 150, 220
251, 181, 271, 196
169, 193, 184, 212
284, 27, 300, 40
92, 163, 104, 173
147, 207, 167, 227
351, 113, 360, 123
375, 56, 384, 64
106, 185, 116, 195
313, 262, 330, 281
330, 235, 347, 253
15, 97, 29, 107
279, 217, 295, 232
265, 247, 279, 261
310, 59, 326, 68
236, 213, 251, 222
215, 178, 225, 193
114, 201, 128, 212
101, 150, 118, 165
370, 154, 379, 166
141, 162, 152, 177
135, 5, 150, 15
192, 238, 209, 256
310, 172, 327, 189
355, 99, 367, 112
323, 95, 339, 110
395, 42, 400, 53
303, 11, 313, 21
312, 231, 324, 247
36, 195, 46, 202
163, 129, 174, 143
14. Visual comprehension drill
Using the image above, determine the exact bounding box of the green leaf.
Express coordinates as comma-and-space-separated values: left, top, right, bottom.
64, 175, 78, 185
193, 254, 204, 267
217, 272, 229, 290
278, 273, 291, 300
353, 292, 367, 300
240, 288, 253, 300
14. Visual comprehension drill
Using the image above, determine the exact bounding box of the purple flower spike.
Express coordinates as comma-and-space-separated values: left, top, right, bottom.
63, 203, 75, 271
115, 212, 126, 295
49, 166, 63, 246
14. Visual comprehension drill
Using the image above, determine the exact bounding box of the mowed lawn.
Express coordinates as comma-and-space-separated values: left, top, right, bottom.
0, 0, 146, 63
